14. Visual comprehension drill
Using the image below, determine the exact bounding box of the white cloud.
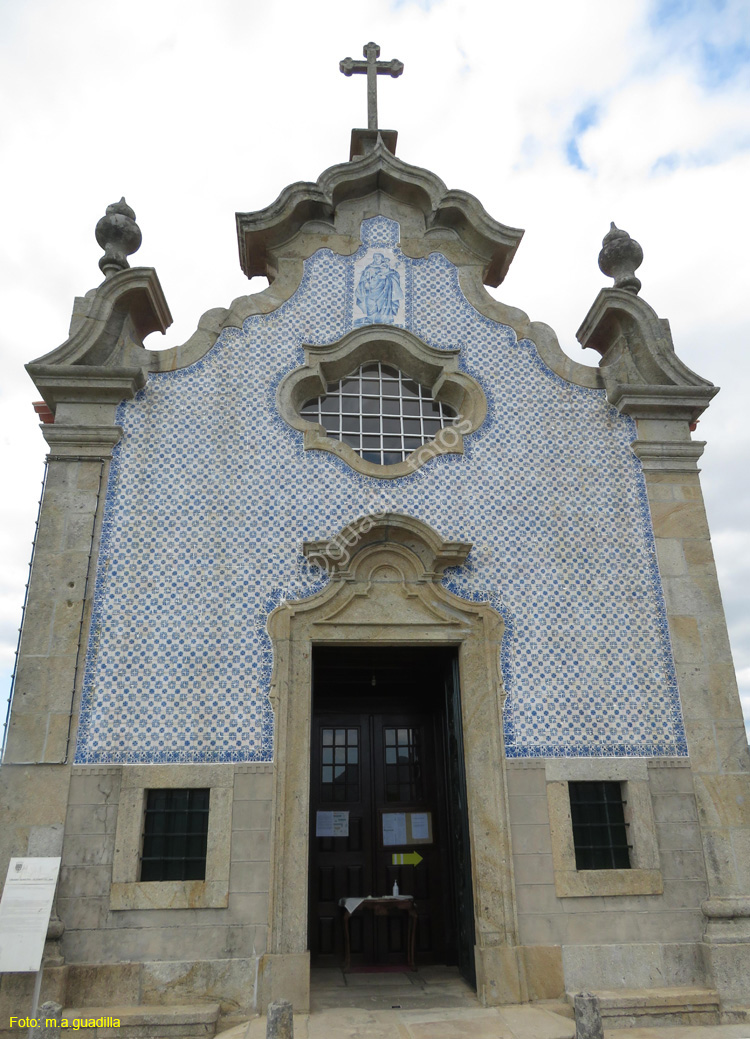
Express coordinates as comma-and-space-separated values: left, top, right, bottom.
1, 0, 748, 742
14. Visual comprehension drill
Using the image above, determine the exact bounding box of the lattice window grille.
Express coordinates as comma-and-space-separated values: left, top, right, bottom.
300, 362, 457, 466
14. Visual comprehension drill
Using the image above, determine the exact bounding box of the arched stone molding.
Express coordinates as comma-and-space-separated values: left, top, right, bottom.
260, 514, 522, 1010
277, 327, 488, 478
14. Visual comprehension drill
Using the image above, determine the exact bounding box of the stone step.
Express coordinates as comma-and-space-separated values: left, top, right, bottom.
58, 1003, 220, 1039
566, 987, 720, 1028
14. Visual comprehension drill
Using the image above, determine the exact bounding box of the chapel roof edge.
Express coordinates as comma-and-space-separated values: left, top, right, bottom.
235, 137, 524, 287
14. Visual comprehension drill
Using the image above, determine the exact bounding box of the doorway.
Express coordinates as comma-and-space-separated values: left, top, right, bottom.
308, 646, 475, 983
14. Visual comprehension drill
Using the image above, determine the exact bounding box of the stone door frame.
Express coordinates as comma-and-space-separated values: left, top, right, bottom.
260, 514, 521, 1009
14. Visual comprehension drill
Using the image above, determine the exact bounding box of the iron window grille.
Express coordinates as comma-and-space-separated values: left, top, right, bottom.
140, 788, 210, 881
568, 780, 631, 870
300, 362, 457, 466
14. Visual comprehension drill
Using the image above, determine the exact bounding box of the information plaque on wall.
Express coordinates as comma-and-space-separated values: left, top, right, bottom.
0, 857, 61, 973
381, 811, 433, 847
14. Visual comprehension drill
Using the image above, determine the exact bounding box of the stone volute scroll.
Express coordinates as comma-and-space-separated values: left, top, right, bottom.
576, 222, 718, 472
25, 199, 171, 454
95, 198, 143, 278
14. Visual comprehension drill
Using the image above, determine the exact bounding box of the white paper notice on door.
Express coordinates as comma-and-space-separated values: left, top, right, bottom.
382, 812, 407, 846
316, 811, 349, 837
410, 812, 430, 840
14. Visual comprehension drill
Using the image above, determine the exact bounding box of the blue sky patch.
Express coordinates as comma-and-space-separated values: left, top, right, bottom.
564, 104, 599, 171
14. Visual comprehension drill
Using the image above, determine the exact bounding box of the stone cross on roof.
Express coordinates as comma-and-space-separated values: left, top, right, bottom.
340, 42, 404, 131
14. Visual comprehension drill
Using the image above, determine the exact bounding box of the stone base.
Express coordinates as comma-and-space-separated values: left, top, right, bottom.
0, 958, 256, 1031
257, 953, 310, 1014
65, 1004, 219, 1039
565, 987, 720, 1028
702, 941, 750, 1005
475, 946, 523, 1005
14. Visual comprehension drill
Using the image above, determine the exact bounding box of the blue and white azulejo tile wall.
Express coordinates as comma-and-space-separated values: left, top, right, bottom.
74, 216, 686, 764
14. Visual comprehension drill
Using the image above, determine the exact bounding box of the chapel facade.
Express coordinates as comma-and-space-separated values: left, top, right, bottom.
1, 46, 749, 1029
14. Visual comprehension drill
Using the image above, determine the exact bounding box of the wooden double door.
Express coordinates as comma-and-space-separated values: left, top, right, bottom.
308, 648, 476, 978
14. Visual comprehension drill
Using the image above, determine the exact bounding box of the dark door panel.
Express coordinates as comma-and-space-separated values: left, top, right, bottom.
309, 647, 474, 978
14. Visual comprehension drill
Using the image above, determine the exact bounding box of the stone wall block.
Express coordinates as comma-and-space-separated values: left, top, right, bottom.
231, 829, 271, 862
50, 599, 87, 648
139, 957, 257, 1015
653, 539, 687, 576
512, 853, 555, 885
67, 771, 122, 805
11, 655, 78, 714
660, 850, 710, 882
58, 864, 113, 899
647, 762, 694, 792
650, 501, 710, 540
233, 771, 274, 801
651, 791, 700, 824
232, 800, 272, 830
517, 912, 570, 946
56, 894, 108, 930
229, 861, 271, 894
62, 922, 262, 964
693, 775, 750, 829
507, 793, 551, 825
4, 713, 47, 760
505, 763, 547, 795
65, 803, 118, 835
678, 663, 741, 721
655, 821, 703, 852
683, 539, 718, 573
61, 833, 116, 867
700, 830, 738, 896
511, 823, 552, 855
521, 946, 565, 1000
18, 600, 55, 655
43, 712, 73, 761
64, 963, 140, 1008
730, 829, 750, 893
661, 941, 709, 986
516, 884, 559, 916
669, 616, 703, 664
228, 891, 270, 923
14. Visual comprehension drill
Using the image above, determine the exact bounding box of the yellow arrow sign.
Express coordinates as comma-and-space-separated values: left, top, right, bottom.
391, 851, 423, 867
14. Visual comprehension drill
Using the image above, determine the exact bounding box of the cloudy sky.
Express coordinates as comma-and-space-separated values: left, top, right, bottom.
1, 0, 748, 745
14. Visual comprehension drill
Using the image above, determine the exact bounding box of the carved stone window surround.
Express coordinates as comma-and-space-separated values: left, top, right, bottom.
109, 764, 232, 910
277, 326, 487, 478
544, 758, 663, 898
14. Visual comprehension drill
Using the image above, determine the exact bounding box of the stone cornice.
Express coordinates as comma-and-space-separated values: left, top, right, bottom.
631, 439, 707, 472
25, 365, 147, 410
236, 138, 524, 287
42, 424, 123, 458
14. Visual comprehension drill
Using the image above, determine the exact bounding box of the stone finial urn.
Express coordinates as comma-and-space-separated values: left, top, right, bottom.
598, 222, 643, 294
95, 197, 142, 277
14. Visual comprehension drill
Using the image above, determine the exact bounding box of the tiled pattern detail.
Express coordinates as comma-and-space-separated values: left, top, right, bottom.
75, 216, 686, 763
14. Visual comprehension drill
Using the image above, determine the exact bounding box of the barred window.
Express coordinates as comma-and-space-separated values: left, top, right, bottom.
300, 362, 457, 466
140, 788, 210, 881
569, 781, 631, 870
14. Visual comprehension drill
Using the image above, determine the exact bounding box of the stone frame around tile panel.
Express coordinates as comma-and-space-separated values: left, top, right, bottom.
277, 325, 487, 479
544, 758, 663, 897
109, 765, 232, 910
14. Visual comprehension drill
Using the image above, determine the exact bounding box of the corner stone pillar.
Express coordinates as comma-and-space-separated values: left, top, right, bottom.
639, 439, 750, 1005
1, 422, 121, 882
1, 260, 168, 885
578, 280, 750, 1009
